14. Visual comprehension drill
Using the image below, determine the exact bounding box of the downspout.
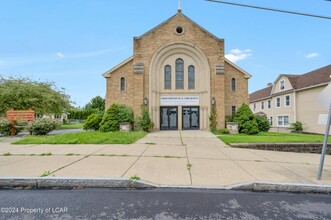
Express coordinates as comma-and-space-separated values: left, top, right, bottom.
293, 91, 297, 122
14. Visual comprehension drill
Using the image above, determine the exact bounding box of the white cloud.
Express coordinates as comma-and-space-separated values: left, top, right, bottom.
225, 48, 252, 63
56, 52, 65, 58
306, 52, 319, 59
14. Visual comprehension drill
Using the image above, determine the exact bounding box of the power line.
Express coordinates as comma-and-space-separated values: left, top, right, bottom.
205, 0, 331, 20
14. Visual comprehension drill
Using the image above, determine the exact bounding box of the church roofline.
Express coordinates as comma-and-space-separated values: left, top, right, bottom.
102, 56, 133, 78
225, 58, 252, 79
134, 11, 224, 42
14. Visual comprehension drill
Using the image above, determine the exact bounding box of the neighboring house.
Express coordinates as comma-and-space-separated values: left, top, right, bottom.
102, 9, 251, 131
249, 65, 331, 134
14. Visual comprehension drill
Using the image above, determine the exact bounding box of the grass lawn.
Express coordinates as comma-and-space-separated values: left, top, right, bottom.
13, 131, 147, 145
218, 132, 331, 145
58, 123, 84, 129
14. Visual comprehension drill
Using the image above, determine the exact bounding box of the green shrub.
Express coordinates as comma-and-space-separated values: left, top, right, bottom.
218, 128, 230, 134
137, 106, 154, 132
232, 103, 259, 135
14, 120, 29, 135
241, 120, 260, 135
99, 104, 134, 132
118, 105, 134, 124
0, 119, 29, 136
255, 115, 271, 132
209, 106, 217, 132
28, 118, 60, 135
0, 119, 11, 136
83, 114, 103, 131
290, 121, 303, 132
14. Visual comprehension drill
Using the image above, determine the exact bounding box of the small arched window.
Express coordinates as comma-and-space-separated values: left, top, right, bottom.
120, 77, 126, 91
188, 65, 195, 89
231, 78, 236, 92
164, 65, 171, 89
176, 58, 184, 89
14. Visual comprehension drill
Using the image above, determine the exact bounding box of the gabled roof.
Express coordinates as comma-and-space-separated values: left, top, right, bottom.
249, 64, 331, 102
293, 64, 331, 90
102, 56, 133, 78
225, 58, 252, 79
135, 11, 224, 42
249, 85, 273, 102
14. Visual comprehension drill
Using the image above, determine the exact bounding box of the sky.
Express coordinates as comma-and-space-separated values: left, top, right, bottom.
0, 0, 330, 107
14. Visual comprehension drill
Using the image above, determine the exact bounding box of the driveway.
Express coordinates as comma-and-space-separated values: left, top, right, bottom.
0, 131, 330, 186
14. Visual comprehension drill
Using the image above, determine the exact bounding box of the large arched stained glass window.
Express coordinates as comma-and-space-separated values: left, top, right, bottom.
164, 65, 171, 89
176, 58, 184, 89
120, 77, 126, 91
188, 65, 195, 89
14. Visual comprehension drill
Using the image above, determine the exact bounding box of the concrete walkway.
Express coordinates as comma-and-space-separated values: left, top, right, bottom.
0, 131, 330, 186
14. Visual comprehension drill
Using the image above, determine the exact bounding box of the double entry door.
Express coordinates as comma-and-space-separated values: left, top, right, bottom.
160, 106, 199, 130
182, 107, 199, 130
160, 107, 178, 130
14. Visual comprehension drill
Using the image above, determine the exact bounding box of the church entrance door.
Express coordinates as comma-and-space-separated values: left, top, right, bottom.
182, 106, 199, 130
160, 107, 178, 130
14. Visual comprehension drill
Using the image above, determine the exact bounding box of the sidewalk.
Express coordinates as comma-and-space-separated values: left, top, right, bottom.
0, 131, 330, 186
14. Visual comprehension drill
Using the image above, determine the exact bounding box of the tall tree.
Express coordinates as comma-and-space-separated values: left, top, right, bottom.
0, 76, 72, 116
84, 96, 105, 111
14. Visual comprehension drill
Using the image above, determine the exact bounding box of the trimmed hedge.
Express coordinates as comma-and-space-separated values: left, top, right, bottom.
67, 110, 99, 120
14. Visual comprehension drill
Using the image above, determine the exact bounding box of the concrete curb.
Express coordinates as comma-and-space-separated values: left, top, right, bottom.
1, 178, 331, 193
0, 177, 158, 189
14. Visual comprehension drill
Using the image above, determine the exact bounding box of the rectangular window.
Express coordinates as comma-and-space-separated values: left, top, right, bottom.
253, 103, 256, 111
276, 97, 281, 108
269, 116, 273, 126
261, 101, 264, 110
232, 106, 236, 116
280, 80, 285, 90
277, 116, 290, 127
268, 100, 271, 109
285, 95, 290, 107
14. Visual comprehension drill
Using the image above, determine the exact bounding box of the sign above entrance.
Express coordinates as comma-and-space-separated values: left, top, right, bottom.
160, 96, 199, 106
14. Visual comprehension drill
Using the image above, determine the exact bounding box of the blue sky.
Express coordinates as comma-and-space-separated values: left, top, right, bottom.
0, 0, 330, 107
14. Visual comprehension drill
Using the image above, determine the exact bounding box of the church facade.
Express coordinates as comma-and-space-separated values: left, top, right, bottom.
103, 10, 251, 130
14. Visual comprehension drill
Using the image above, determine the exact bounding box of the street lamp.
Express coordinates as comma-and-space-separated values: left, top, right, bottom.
143, 97, 148, 105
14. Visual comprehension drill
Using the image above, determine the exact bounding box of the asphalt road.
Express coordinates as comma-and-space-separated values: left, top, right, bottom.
1, 188, 331, 219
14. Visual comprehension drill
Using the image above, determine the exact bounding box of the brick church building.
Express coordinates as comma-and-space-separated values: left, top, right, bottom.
103, 9, 251, 130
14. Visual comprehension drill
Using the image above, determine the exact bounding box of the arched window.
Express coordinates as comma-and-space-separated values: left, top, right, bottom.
120, 77, 126, 91
188, 65, 195, 89
164, 65, 171, 89
176, 58, 184, 89
231, 78, 236, 91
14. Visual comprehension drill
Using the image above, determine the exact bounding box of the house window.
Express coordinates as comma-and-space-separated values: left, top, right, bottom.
285, 95, 290, 107
277, 116, 290, 127
176, 58, 184, 89
188, 65, 195, 89
268, 100, 271, 109
253, 103, 256, 111
276, 97, 281, 108
120, 77, 126, 91
261, 101, 264, 110
231, 78, 236, 91
164, 65, 171, 89
269, 116, 273, 126
280, 80, 285, 90
232, 106, 236, 116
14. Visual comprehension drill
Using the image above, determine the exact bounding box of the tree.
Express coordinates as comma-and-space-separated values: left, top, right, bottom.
232, 103, 259, 135
0, 76, 71, 116
84, 96, 105, 112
